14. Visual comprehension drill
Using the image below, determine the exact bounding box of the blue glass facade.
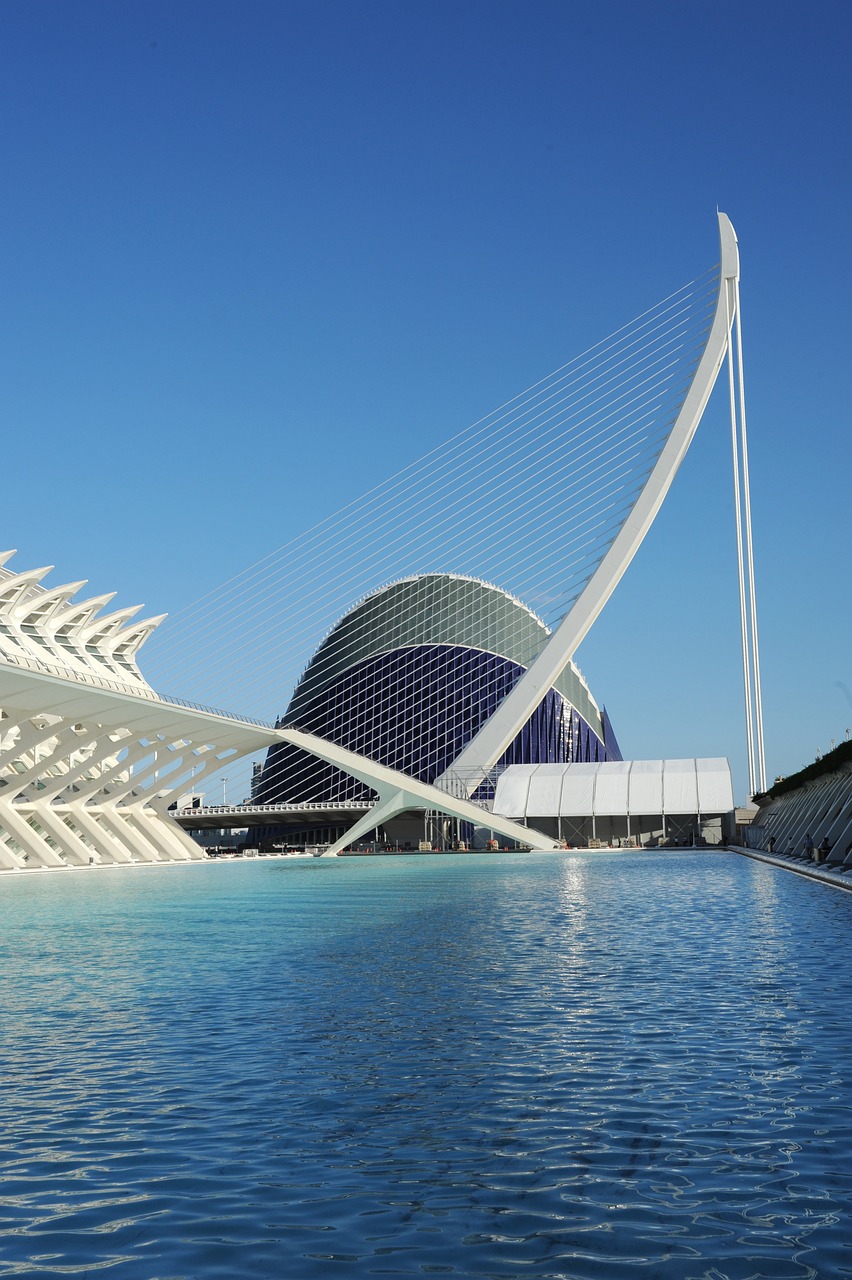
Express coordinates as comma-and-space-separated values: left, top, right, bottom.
257, 639, 619, 807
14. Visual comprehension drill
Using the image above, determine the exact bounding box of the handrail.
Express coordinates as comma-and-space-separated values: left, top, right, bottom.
0, 647, 156, 696
0, 650, 273, 729
174, 801, 374, 815
158, 694, 273, 728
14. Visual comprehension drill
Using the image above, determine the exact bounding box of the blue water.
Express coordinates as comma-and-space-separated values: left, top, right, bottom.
1, 851, 851, 1279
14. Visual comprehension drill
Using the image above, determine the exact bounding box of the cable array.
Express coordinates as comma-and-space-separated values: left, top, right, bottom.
142, 266, 719, 798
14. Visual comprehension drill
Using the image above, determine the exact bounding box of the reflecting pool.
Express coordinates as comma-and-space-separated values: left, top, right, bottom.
1, 851, 851, 1278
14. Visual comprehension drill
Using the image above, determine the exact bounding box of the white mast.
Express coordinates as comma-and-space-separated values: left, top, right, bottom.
439, 213, 743, 796
726, 266, 767, 795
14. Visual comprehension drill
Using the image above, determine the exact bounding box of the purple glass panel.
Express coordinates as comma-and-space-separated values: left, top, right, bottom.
257, 644, 612, 806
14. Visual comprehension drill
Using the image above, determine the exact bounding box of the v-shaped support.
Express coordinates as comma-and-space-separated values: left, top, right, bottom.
276, 727, 559, 854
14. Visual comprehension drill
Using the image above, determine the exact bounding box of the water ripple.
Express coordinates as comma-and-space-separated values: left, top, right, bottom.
1, 852, 851, 1277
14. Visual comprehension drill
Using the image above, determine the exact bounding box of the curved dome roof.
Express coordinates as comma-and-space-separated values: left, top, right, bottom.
286, 572, 602, 736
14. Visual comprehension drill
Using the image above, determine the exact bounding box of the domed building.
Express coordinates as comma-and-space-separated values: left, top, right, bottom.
255, 574, 619, 831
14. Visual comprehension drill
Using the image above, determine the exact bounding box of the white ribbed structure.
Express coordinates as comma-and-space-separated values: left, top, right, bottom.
0, 552, 281, 870
0, 549, 162, 691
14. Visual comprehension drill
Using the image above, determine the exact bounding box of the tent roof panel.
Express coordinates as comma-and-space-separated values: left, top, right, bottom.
526, 768, 565, 818
593, 766, 631, 815
697, 758, 736, 813
493, 759, 733, 818
662, 759, 699, 814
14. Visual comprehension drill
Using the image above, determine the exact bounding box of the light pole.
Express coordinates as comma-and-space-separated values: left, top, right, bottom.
220, 776, 227, 806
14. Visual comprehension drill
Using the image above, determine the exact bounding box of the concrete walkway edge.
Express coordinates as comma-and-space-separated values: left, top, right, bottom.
728, 844, 852, 893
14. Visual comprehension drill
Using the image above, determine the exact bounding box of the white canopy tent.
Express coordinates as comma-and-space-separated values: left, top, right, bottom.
492, 759, 734, 847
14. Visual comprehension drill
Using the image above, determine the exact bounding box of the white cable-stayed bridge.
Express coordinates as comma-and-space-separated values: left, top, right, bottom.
0, 213, 764, 868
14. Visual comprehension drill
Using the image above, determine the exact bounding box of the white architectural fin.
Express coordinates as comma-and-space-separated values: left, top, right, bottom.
114, 615, 168, 656
0, 567, 54, 610
53, 593, 117, 634
78, 605, 144, 644
19, 582, 88, 624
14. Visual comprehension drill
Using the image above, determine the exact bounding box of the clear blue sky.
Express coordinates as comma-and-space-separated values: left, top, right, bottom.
2, 1, 849, 803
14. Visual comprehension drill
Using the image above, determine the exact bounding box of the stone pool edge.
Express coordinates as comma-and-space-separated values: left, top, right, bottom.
729, 844, 852, 894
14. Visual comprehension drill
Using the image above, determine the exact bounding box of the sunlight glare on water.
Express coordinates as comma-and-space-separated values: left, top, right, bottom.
1, 850, 851, 1279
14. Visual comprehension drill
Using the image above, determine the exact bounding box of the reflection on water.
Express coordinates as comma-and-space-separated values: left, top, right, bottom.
1, 851, 851, 1278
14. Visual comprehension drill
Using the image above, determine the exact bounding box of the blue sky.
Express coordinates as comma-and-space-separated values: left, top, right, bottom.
1, 0, 849, 803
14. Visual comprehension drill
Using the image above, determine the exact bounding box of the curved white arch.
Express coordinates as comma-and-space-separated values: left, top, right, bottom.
441, 213, 741, 792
